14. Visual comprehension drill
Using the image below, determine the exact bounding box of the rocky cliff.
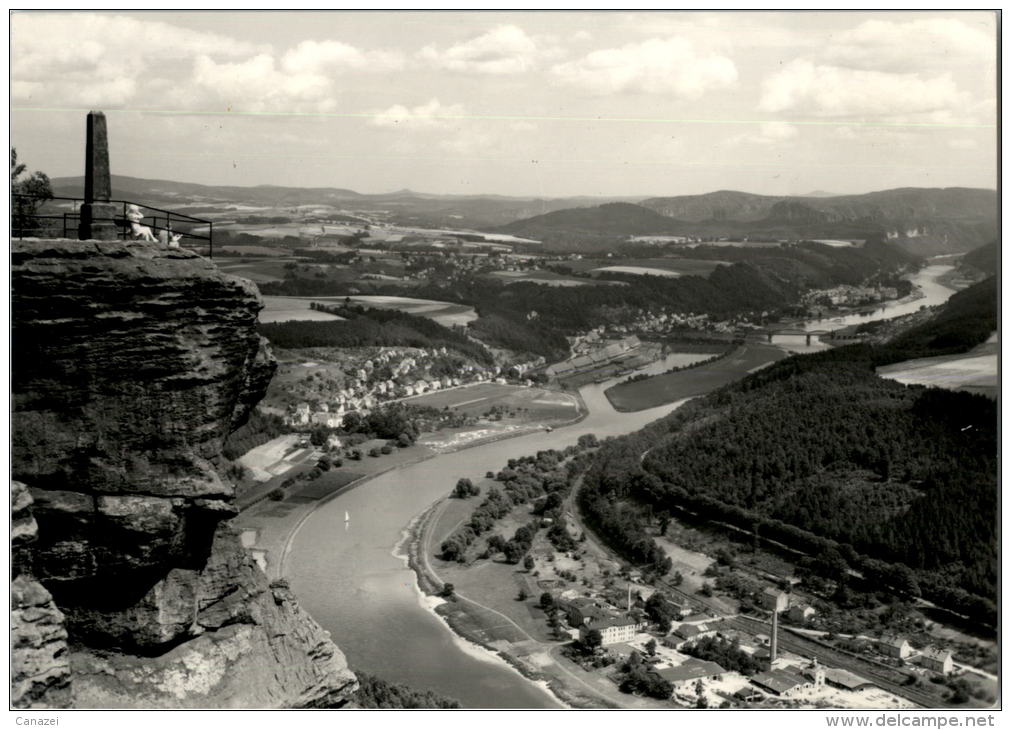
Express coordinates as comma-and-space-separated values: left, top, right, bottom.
11, 240, 357, 708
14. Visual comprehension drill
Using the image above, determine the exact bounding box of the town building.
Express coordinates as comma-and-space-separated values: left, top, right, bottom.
823, 668, 875, 691
750, 668, 813, 697
787, 604, 816, 623
652, 659, 726, 692
666, 622, 717, 650
563, 598, 607, 627
759, 588, 790, 612
878, 634, 913, 660
579, 616, 638, 646
679, 613, 711, 626
918, 647, 954, 675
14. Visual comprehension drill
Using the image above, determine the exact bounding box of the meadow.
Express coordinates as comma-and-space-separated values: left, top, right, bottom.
604, 343, 786, 411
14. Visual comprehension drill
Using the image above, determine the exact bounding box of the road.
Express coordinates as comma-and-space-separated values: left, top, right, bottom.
418, 498, 630, 708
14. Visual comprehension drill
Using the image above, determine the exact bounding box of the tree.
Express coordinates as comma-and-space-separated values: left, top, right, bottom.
517, 587, 529, 601
11, 149, 53, 237
453, 478, 478, 499
583, 628, 602, 652
523, 555, 535, 571
539, 592, 554, 611
645, 638, 657, 657
309, 426, 329, 447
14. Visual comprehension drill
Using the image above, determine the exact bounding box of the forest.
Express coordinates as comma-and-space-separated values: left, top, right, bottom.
352, 672, 461, 709
577, 277, 998, 625
222, 408, 287, 460
256, 302, 494, 365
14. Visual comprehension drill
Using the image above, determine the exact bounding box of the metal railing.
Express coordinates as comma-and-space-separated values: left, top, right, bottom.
12, 195, 214, 258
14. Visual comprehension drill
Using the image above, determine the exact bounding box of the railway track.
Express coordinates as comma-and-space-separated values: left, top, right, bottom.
724, 616, 942, 708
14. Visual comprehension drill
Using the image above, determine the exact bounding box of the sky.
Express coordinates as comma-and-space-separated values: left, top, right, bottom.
9, 10, 998, 198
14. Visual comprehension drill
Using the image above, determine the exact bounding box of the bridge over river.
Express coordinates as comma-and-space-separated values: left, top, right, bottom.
744, 328, 866, 346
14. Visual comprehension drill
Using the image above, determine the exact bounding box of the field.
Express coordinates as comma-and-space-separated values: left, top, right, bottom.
604, 344, 786, 411
217, 245, 290, 256
590, 265, 683, 277
877, 332, 998, 398
311, 295, 478, 327
260, 296, 346, 323
487, 270, 600, 287
407, 382, 579, 421
560, 257, 729, 278
216, 257, 298, 283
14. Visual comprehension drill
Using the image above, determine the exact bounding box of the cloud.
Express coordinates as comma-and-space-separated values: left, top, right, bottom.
824, 17, 995, 72
759, 59, 969, 119
10, 13, 263, 106
281, 39, 403, 74
728, 121, 798, 147
191, 54, 337, 114
371, 99, 467, 129
419, 25, 547, 74
11, 13, 402, 113
551, 37, 737, 97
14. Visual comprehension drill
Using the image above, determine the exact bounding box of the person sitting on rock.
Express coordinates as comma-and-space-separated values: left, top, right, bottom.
125, 204, 157, 242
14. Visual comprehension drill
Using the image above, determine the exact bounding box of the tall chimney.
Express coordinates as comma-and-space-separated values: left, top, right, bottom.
770, 608, 779, 664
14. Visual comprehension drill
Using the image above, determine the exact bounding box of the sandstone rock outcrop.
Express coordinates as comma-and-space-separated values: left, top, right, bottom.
12, 240, 357, 708
11, 481, 72, 709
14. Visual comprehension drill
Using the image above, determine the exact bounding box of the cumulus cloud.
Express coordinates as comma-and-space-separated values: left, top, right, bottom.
11, 13, 403, 113
418, 25, 539, 74
551, 37, 737, 97
759, 59, 968, 119
727, 121, 799, 147
371, 99, 467, 129
281, 39, 403, 74
11, 14, 263, 106
191, 54, 338, 114
824, 17, 995, 72
419, 25, 548, 74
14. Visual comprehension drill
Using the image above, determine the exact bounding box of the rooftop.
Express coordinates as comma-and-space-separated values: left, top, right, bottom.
751, 668, 808, 695
655, 659, 726, 683
585, 615, 638, 631
823, 668, 874, 690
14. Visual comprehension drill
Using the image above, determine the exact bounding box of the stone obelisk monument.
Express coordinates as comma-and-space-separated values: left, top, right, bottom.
78, 111, 118, 240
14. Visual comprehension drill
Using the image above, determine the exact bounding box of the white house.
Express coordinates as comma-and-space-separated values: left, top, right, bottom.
918, 647, 954, 675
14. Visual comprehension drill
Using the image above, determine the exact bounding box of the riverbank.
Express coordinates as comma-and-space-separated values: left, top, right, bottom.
400, 499, 602, 709
235, 387, 590, 581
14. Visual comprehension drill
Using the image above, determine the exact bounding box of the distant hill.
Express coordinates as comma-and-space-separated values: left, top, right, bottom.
49, 174, 639, 230
497, 202, 680, 237
49, 175, 996, 254
636, 188, 996, 256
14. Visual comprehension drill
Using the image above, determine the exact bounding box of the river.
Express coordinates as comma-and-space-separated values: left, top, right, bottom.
284, 264, 957, 709
802, 263, 956, 333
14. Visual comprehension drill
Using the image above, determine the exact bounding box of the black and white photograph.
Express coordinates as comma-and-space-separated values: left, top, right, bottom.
9, 9, 999, 718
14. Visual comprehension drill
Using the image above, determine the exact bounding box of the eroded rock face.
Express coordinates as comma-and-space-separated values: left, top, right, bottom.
71, 527, 357, 708
11, 482, 72, 709
12, 240, 274, 614
11, 241, 356, 708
